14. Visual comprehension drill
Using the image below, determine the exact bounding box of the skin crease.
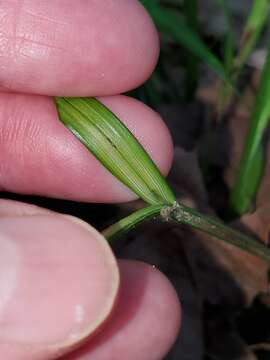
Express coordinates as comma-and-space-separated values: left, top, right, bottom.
0, 1, 181, 359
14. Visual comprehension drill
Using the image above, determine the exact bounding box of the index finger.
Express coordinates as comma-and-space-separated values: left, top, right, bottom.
0, 0, 159, 96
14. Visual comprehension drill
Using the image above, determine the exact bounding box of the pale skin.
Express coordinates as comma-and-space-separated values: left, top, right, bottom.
0, 1, 181, 359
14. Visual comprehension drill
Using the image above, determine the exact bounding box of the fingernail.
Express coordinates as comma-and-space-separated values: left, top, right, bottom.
0, 215, 119, 359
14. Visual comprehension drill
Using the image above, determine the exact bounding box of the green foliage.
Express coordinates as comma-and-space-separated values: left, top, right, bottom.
103, 204, 163, 241
55, 97, 175, 206
140, 0, 229, 82
54, 1, 270, 264
217, 0, 270, 115
56, 97, 270, 263
141, 0, 270, 215
216, 0, 235, 75
235, 0, 270, 71
217, 0, 270, 214
230, 46, 270, 215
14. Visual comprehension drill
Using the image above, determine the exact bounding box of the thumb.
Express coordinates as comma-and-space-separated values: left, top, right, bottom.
0, 212, 119, 360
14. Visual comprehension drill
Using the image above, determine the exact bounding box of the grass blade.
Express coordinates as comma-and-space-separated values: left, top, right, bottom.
168, 202, 270, 263
56, 96, 270, 265
104, 200, 270, 264
216, 0, 234, 74
230, 46, 270, 215
103, 204, 163, 241
55, 97, 176, 206
140, 0, 229, 83
215, 0, 235, 114
216, 0, 269, 116
235, 0, 270, 71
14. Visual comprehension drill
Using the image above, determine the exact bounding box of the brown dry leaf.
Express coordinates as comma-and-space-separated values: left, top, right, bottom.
240, 204, 270, 244
199, 231, 269, 304
218, 203, 270, 303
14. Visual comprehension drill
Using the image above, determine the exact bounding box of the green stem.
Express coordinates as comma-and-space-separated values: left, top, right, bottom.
230, 45, 270, 215
168, 203, 270, 262
104, 202, 270, 263
235, 0, 270, 71
103, 204, 163, 242
217, 0, 270, 116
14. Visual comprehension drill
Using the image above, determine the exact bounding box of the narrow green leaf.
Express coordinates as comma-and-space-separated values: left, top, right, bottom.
230, 146, 263, 215
103, 204, 164, 242
55, 97, 176, 206
141, 0, 229, 82
216, 0, 269, 116
215, 0, 235, 115
235, 0, 270, 71
216, 0, 234, 74
230, 45, 270, 215
168, 202, 270, 263
105, 199, 270, 263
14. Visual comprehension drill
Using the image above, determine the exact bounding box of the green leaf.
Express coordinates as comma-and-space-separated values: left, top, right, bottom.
55, 97, 176, 206
141, 0, 229, 82
230, 45, 270, 215
103, 204, 164, 241
235, 0, 270, 70
103, 199, 270, 263
230, 146, 264, 215
216, 0, 269, 116
216, 0, 234, 74
168, 202, 270, 263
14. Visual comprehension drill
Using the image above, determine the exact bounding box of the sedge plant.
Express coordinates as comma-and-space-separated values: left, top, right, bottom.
52, 0, 270, 274
141, 0, 270, 217
55, 97, 270, 264
216, 0, 270, 217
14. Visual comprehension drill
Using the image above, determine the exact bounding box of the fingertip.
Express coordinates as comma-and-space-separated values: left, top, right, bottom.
0, 214, 119, 359
65, 260, 181, 360
1, 0, 159, 96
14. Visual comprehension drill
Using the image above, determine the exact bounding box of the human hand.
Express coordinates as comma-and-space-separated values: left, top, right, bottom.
0, 1, 181, 359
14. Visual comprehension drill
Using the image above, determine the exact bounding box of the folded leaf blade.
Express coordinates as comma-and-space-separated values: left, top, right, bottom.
55, 97, 176, 206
